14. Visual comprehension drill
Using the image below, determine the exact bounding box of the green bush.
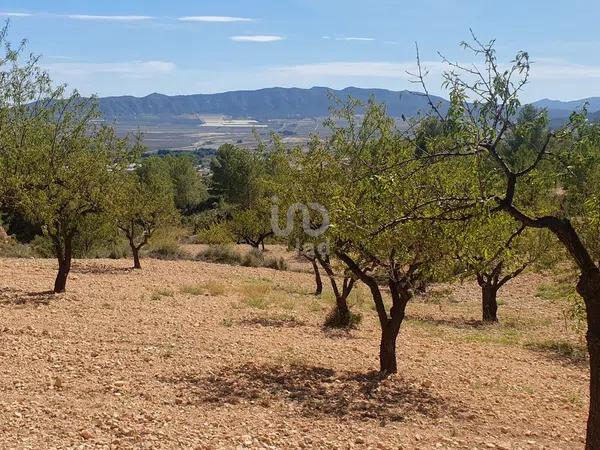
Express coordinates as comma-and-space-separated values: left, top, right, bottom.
241, 247, 264, 267
263, 256, 288, 271
198, 245, 288, 271
323, 306, 362, 329
194, 221, 235, 245
0, 239, 33, 258
197, 245, 243, 265
30, 235, 54, 258
241, 248, 288, 270
147, 241, 192, 260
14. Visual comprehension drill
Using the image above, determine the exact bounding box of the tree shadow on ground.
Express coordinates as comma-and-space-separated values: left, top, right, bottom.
237, 316, 306, 328
524, 341, 588, 367
321, 328, 358, 340
406, 314, 486, 329
0, 287, 57, 306
71, 264, 133, 275
159, 363, 462, 422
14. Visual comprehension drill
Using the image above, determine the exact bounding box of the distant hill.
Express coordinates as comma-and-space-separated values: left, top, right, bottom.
532, 97, 600, 114
95, 87, 600, 126
97, 87, 450, 121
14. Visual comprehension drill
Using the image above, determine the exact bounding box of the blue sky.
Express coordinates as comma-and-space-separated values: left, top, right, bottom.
2, 0, 600, 101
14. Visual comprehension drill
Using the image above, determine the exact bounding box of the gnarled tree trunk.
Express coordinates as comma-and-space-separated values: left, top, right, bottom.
311, 258, 323, 296
577, 270, 600, 450
477, 273, 500, 323
53, 234, 73, 293
318, 256, 355, 326
482, 285, 499, 322
380, 278, 412, 374
337, 252, 412, 375
132, 245, 142, 270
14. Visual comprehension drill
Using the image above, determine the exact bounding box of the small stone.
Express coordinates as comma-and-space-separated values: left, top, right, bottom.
79, 429, 94, 439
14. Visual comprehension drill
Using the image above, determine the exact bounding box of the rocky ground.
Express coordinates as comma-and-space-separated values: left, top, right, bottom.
0, 254, 589, 449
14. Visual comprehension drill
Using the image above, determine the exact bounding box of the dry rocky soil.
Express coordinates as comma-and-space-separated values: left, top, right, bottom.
0, 250, 590, 449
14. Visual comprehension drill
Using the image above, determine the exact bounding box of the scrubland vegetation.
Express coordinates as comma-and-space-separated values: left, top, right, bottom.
1, 25, 600, 448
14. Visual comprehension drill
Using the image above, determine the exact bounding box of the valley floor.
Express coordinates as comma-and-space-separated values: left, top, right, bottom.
0, 255, 589, 449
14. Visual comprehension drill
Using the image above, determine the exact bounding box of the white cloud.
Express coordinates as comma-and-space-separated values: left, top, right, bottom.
272, 61, 445, 78
178, 16, 253, 22
230, 35, 284, 42
45, 60, 176, 79
0, 12, 32, 17
336, 37, 375, 42
531, 59, 600, 79
66, 15, 153, 21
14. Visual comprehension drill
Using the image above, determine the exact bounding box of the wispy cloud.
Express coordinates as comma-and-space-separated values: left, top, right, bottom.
273, 58, 600, 86
66, 15, 153, 21
0, 12, 256, 24
45, 60, 176, 79
272, 61, 444, 78
336, 37, 375, 42
178, 16, 253, 23
531, 59, 600, 79
230, 35, 284, 43
0, 12, 33, 17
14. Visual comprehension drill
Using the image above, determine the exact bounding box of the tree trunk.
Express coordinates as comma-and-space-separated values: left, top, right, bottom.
53, 237, 72, 294
381, 280, 410, 375
379, 323, 399, 374
482, 284, 499, 322
578, 271, 600, 449
132, 245, 142, 270
317, 257, 353, 325
311, 259, 323, 296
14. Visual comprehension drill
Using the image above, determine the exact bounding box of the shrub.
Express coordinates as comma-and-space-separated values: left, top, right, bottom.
0, 239, 33, 258
30, 235, 55, 258
194, 222, 235, 245
241, 248, 288, 271
147, 242, 192, 260
197, 245, 243, 265
263, 256, 288, 271
241, 247, 264, 267
323, 307, 362, 330
197, 245, 288, 271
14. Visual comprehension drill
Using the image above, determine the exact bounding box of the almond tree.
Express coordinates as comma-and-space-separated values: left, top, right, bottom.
0, 24, 63, 231
454, 214, 550, 322
115, 157, 179, 269
14, 96, 135, 292
418, 33, 600, 448
308, 101, 464, 373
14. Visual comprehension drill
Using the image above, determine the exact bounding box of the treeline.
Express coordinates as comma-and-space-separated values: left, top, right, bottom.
2, 27, 600, 448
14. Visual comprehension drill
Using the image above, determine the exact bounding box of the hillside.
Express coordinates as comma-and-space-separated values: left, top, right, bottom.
98, 87, 600, 125
98, 87, 449, 120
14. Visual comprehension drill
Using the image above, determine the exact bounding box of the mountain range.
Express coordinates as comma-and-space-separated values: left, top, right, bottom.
97, 87, 449, 121
96, 86, 600, 125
